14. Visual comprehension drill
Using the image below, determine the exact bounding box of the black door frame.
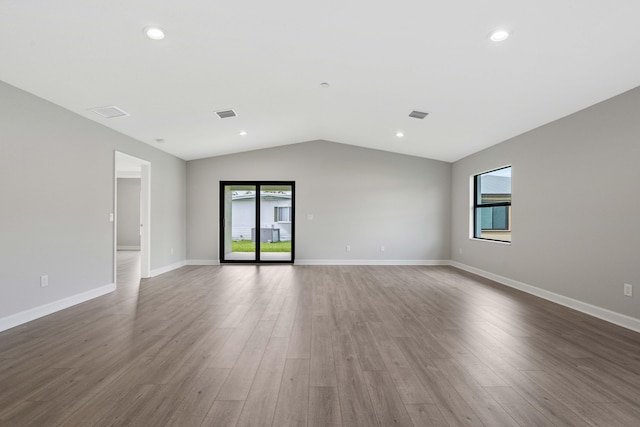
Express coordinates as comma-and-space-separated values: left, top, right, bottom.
220, 181, 295, 264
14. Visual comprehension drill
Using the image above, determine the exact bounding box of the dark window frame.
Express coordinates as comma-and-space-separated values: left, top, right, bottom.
473, 166, 511, 242
220, 181, 295, 264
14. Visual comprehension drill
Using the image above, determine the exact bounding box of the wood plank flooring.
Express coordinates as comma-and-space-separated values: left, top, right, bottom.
1, 252, 640, 426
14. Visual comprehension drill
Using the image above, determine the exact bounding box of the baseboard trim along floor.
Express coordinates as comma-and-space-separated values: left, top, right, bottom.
0, 282, 116, 333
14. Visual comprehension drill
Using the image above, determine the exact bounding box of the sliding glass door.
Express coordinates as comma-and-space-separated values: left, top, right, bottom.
220, 181, 294, 263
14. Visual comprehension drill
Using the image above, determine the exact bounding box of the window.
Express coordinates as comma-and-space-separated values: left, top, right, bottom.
274, 206, 291, 222
474, 166, 511, 242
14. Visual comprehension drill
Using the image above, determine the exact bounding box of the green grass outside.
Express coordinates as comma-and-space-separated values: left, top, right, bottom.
231, 240, 291, 252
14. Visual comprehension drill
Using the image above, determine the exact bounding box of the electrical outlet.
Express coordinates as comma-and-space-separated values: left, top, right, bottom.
623, 284, 633, 297
170, 247, 174, 255
40, 275, 48, 288
380, 245, 385, 252
346, 245, 351, 252
459, 248, 463, 254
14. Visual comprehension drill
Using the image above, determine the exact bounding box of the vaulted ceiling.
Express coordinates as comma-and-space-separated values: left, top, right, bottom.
2, 1, 640, 162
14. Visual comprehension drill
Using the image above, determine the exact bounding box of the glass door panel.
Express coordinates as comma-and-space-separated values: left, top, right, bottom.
259, 185, 293, 262
220, 181, 295, 263
222, 184, 256, 261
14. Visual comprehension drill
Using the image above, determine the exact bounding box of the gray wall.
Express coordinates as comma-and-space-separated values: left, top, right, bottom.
451, 86, 640, 320
187, 140, 451, 263
0, 80, 186, 320
116, 178, 141, 248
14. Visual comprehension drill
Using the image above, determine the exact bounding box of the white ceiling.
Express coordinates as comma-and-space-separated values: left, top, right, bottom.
2, 1, 640, 162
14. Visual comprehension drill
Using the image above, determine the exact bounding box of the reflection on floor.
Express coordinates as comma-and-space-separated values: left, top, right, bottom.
224, 251, 291, 261
116, 250, 141, 290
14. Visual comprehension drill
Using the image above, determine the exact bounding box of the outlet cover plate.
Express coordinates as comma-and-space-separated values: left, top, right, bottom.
624, 283, 632, 297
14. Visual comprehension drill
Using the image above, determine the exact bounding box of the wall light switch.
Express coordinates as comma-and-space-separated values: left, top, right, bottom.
40, 275, 48, 287
307, 214, 314, 220
109, 213, 114, 222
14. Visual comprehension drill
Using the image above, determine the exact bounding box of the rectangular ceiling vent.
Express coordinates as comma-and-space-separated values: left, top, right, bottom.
90, 105, 130, 119
216, 109, 237, 119
409, 110, 429, 120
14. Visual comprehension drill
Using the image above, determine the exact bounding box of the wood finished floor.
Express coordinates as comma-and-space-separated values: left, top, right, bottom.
1, 252, 640, 426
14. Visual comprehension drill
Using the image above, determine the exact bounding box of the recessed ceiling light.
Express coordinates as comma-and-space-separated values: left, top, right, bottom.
144, 27, 166, 40
489, 29, 510, 42
396, 131, 404, 138
239, 131, 248, 136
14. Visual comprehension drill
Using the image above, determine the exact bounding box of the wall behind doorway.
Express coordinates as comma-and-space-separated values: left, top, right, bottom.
117, 178, 141, 250
187, 140, 451, 264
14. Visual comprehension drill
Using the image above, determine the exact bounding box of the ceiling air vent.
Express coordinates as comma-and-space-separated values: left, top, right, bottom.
89, 105, 130, 118
215, 109, 237, 119
409, 110, 429, 120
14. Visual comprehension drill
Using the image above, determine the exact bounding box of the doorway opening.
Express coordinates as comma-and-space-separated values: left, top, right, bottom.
220, 181, 295, 263
114, 151, 151, 282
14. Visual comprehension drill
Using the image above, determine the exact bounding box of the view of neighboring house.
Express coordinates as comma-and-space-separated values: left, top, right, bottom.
477, 172, 512, 242
231, 191, 292, 242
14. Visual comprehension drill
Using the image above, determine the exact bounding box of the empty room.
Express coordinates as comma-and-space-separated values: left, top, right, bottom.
1, 1, 639, 426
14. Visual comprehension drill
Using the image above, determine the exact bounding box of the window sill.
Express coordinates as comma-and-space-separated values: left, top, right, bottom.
470, 238, 511, 245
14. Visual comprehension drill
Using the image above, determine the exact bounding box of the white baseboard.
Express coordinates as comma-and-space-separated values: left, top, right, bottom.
149, 260, 187, 277
187, 259, 220, 266
0, 283, 116, 333
117, 246, 140, 251
450, 261, 640, 334
294, 259, 449, 266
183, 259, 446, 266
